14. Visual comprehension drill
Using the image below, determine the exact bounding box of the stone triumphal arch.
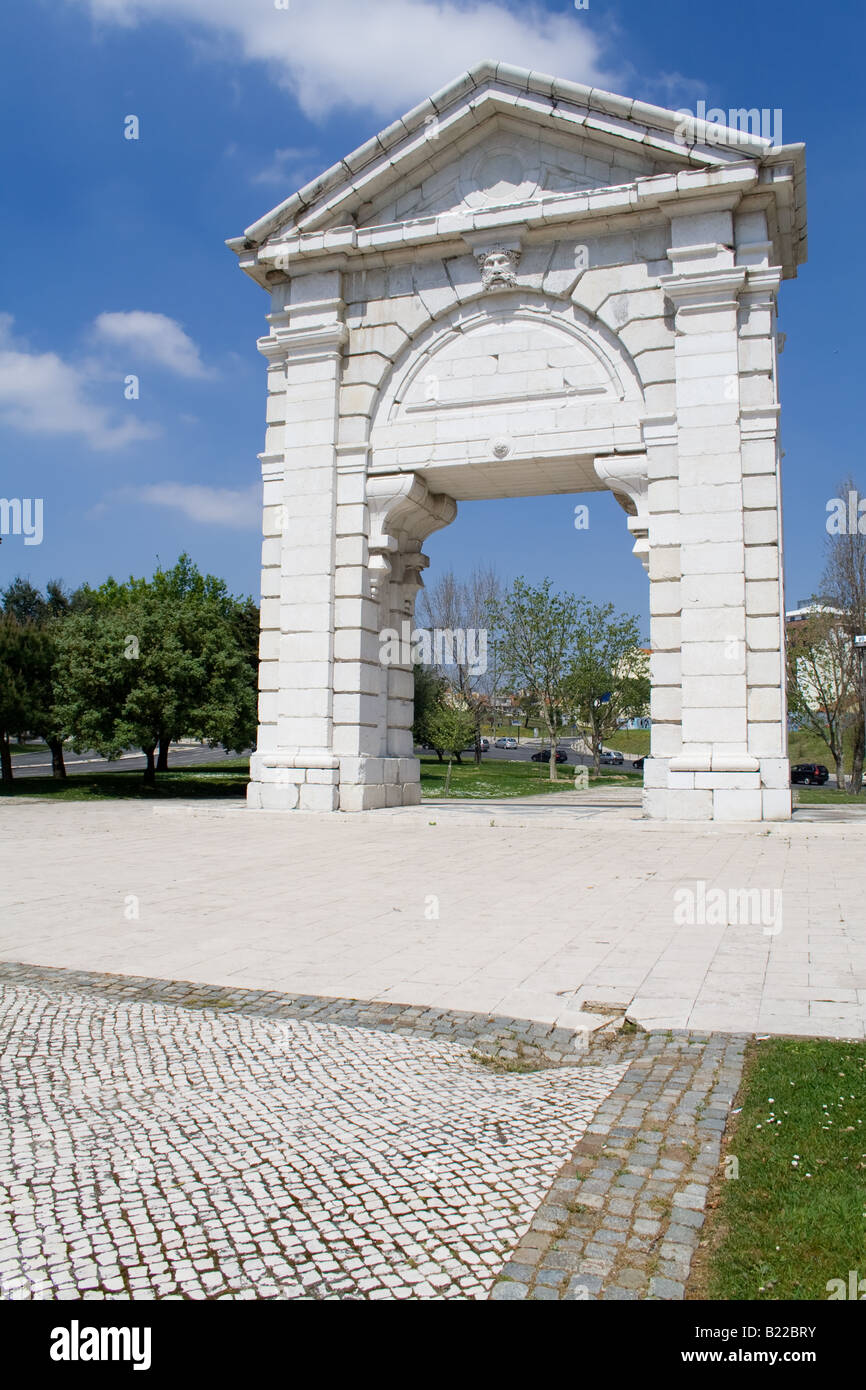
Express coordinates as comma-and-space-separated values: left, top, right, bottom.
228, 62, 806, 821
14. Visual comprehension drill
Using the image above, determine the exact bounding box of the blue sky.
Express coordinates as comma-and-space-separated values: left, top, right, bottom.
1, 0, 863, 632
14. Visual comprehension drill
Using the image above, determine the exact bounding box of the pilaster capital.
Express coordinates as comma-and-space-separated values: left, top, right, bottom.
594, 453, 650, 571
367, 473, 456, 603
257, 320, 348, 364
658, 266, 747, 316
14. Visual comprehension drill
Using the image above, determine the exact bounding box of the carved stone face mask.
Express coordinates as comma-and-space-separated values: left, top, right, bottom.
478, 248, 520, 289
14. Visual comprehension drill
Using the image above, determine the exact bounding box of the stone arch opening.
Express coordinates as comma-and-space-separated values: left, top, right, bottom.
235, 62, 804, 821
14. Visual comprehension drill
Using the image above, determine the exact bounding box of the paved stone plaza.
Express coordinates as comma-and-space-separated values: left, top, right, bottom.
1, 800, 864, 1037
0, 977, 625, 1301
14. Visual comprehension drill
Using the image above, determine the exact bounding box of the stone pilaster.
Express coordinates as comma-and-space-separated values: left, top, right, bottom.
648, 210, 789, 820
248, 272, 347, 812
336, 473, 455, 811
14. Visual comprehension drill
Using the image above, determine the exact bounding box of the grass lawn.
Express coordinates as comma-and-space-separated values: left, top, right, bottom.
9, 742, 50, 755
0, 759, 251, 801
420, 756, 641, 799
1, 755, 640, 803
691, 1038, 866, 1301
795, 786, 866, 804
605, 729, 650, 757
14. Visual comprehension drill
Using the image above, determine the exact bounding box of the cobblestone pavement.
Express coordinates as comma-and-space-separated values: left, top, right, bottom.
0, 979, 626, 1301
0, 961, 615, 1067
490, 1030, 747, 1300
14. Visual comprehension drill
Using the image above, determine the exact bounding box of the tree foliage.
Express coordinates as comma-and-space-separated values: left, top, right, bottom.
490, 578, 580, 781
566, 602, 649, 772
53, 555, 257, 781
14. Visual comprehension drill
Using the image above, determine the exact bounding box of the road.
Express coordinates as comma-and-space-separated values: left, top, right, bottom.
10, 744, 247, 779
419, 742, 641, 768
10, 741, 643, 778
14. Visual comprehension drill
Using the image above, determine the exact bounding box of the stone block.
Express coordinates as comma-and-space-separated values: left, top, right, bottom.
651, 687, 682, 721
681, 608, 745, 644
659, 788, 714, 820
759, 757, 791, 790
299, 783, 340, 813
256, 783, 300, 812
681, 573, 745, 608
748, 724, 785, 758
682, 708, 746, 744
681, 675, 746, 707
340, 784, 386, 812
650, 725, 683, 758
713, 788, 763, 821
746, 616, 781, 650
650, 581, 681, 616
743, 509, 779, 545
748, 687, 782, 722
641, 757, 669, 789
745, 580, 781, 616
650, 616, 681, 650
762, 788, 791, 820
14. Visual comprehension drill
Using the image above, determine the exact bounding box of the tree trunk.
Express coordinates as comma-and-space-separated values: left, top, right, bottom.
548, 721, 558, 782
49, 737, 66, 780
848, 724, 864, 794
143, 747, 156, 784
444, 756, 453, 797
157, 735, 171, 772
834, 752, 846, 792
0, 733, 13, 784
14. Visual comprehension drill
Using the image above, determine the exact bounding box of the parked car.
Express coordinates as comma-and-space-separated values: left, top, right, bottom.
531, 748, 569, 763
479, 737, 490, 753
494, 736, 518, 749
791, 762, 829, 786
600, 750, 624, 765
632, 756, 645, 770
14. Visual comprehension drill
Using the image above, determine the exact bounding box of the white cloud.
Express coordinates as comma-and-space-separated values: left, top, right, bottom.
126, 482, 260, 528
92, 311, 211, 379
77, 0, 612, 119
0, 314, 156, 450
250, 145, 321, 187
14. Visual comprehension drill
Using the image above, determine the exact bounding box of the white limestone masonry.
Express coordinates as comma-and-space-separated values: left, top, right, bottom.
229, 61, 806, 821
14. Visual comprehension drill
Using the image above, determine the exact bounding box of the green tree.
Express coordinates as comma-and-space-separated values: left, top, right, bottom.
566, 602, 649, 772
0, 615, 55, 782
1, 579, 72, 777
786, 607, 857, 791
491, 578, 580, 781
412, 664, 448, 760
424, 701, 476, 796
53, 555, 257, 783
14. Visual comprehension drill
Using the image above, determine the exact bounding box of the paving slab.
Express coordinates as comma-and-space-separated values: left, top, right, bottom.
0, 800, 864, 1038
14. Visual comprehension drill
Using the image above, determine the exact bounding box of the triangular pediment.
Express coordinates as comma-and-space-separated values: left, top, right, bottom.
355, 113, 677, 228
240, 61, 790, 247
230, 61, 805, 282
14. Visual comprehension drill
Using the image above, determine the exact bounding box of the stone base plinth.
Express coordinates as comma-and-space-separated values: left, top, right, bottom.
642, 758, 791, 821
247, 752, 422, 813
247, 752, 340, 812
